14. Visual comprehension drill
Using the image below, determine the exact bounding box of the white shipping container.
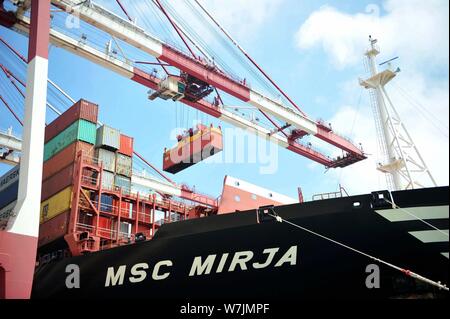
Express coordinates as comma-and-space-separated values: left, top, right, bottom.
96, 148, 116, 172
115, 175, 131, 194
116, 153, 132, 177
96, 125, 120, 150
101, 171, 115, 191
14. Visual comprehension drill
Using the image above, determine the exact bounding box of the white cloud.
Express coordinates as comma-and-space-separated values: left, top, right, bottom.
295, 0, 449, 193
295, 0, 449, 69
198, 0, 284, 41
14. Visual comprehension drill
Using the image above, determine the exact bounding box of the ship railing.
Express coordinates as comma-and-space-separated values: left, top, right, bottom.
118, 206, 136, 220
90, 200, 120, 216
81, 152, 125, 170
312, 191, 344, 201
153, 198, 187, 211
97, 227, 117, 240
76, 223, 117, 239
76, 222, 95, 234
88, 199, 186, 221
80, 151, 100, 166
116, 231, 139, 246
117, 185, 132, 196
81, 174, 98, 187
138, 212, 153, 224
102, 183, 118, 193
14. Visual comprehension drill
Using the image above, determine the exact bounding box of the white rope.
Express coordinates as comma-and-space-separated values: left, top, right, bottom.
384, 198, 449, 238
268, 211, 449, 292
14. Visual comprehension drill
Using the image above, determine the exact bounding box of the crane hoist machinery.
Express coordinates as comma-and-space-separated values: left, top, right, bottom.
163, 124, 223, 174
148, 76, 186, 102
148, 72, 214, 103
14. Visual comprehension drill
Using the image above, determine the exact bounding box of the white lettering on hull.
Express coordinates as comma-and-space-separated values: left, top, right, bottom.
103, 245, 299, 287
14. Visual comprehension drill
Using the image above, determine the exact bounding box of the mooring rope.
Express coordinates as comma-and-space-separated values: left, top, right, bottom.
268, 211, 449, 292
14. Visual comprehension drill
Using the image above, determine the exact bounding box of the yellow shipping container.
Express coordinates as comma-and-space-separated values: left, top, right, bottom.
40, 187, 72, 223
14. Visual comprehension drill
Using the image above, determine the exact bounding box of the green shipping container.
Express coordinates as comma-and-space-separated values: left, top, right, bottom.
44, 119, 97, 162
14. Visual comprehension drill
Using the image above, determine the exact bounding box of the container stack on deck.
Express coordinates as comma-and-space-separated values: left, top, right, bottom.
94, 125, 134, 241
0, 98, 194, 257
39, 99, 98, 248
26, 99, 193, 258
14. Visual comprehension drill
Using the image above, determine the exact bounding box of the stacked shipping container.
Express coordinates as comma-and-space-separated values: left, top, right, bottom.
39, 99, 98, 247
0, 98, 178, 255
94, 125, 133, 238
96, 126, 133, 238
95, 127, 133, 192
116, 134, 134, 193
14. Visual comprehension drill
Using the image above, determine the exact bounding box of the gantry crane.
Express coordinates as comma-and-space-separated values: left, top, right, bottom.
5, 0, 366, 168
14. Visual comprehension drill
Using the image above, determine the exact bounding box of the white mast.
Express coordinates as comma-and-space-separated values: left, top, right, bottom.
360, 36, 437, 191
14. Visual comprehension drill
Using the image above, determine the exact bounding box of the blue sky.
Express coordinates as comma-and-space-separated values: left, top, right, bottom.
0, 0, 448, 201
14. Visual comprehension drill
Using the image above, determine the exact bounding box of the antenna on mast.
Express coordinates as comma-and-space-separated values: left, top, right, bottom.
359, 36, 437, 191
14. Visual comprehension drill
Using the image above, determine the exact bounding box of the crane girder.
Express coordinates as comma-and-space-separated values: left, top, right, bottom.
7, 0, 366, 167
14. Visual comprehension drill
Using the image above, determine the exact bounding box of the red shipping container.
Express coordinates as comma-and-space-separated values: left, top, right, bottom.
38, 210, 70, 247
98, 216, 114, 239
119, 134, 134, 157
43, 141, 94, 181
41, 164, 74, 202
45, 99, 99, 143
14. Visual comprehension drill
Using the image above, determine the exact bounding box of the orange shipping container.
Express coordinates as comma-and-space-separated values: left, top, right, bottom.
45, 99, 98, 143
43, 141, 93, 181
41, 164, 74, 202
38, 210, 70, 247
119, 134, 134, 157
163, 126, 223, 174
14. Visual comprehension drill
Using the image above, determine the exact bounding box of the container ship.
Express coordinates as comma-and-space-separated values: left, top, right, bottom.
0, 0, 448, 300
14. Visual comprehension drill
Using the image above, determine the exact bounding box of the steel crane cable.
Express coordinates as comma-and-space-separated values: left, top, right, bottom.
157, 0, 237, 77
151, 0, 235, 77
137, 0, 180, 49
184, 0, 282, 96
159, 0, 292, 129
0, 81, 24, 119
391, 83, 449, 138
394, 83, 449, 133
1, 48, 67, 116
395, 85, 449, 131
182, 0, 290, 105
158, 0, 285, 103
0, 79, 24, 120
336, 89, 364, 191
0, 50, 24, 78
0, 66, 24, 109
265, 209, 449, 292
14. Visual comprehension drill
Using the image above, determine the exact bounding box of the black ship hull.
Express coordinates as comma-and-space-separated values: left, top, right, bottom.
32, 187, 449, 299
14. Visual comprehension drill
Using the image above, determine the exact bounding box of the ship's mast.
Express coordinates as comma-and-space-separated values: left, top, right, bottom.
360, 37, 437, 191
